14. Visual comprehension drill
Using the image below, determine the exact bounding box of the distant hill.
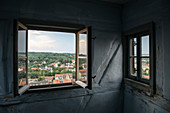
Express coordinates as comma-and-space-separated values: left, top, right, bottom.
28, 52, 75, 65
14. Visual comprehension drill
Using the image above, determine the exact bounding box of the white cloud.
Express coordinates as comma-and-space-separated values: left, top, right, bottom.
28, 30, 75, 53
30, 30, 41, 35
28, 31, 58, 52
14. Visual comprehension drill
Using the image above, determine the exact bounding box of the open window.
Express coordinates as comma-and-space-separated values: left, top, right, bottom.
76, 28, 91, 89
13, 19, 92, 96
123, 22, 155, 94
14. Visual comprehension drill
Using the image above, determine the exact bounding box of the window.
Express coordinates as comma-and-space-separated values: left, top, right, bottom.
123, 23, 155, 94
13, 19, 92, 96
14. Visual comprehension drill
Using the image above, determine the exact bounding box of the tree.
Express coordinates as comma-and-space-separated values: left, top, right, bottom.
38, 76, 45, 81
72, 71, 76, 79
79, 66, 83, 70
18, 72, 26, 79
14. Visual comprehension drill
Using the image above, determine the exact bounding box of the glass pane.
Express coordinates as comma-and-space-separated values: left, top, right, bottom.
130, 38, 137, 56
28, 30, 76, 86
18, 27, 26, 58
141, 58, 150, 80
18, 58, 27, 86
18, 26, 27, 86
78, 58, 87, 83
141, 35, 149, 56
130, 58, 137, 76
79, 32, 87, 57
53, 73, 73, 85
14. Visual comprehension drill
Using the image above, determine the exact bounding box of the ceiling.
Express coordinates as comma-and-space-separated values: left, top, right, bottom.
101, 0, 129, 4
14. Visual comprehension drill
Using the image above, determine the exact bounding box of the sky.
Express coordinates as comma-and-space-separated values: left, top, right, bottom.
19, 30, 149, 55
141, 35, 149, 55
28, 30, 76, 53
18, 30, 26, 53
133, 35, 149, 56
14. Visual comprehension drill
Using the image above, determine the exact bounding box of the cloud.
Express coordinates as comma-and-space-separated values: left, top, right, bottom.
28, 31, 58, 52
29, 30, 41, 35
28, 30, 75, 53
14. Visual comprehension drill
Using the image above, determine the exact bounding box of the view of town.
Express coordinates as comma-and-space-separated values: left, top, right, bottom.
141, 58, 150, 79
18, 30, 88, 87
130, 57, 150, 79
130, 36, 150, 80
18, 52, 87, 86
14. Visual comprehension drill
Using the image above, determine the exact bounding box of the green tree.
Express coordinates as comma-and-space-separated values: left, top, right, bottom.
79, 66, 83, 69
38, 76, 45, 81
72, 71, 76, 79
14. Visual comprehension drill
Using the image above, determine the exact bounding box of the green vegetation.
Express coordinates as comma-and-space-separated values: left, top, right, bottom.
27, 52, 76, 79
18, 52, 87, 83
38, 76, 45, 81
28, 52, 75, 65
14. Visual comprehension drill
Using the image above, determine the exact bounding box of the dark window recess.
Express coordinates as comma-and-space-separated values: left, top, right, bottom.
123, 22, 155, 94
13, 19, 92, 96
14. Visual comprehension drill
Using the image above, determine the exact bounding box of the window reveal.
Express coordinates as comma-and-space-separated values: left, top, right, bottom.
13, 20, 92, 96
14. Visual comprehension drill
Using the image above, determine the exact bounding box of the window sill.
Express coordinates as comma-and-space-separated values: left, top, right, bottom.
124, 78, 153, 95
124, 84, 170, 112
18, 80, 89, 95
0, 85, 88, 106
28, 84, 80, 92
20, 82, 82, 94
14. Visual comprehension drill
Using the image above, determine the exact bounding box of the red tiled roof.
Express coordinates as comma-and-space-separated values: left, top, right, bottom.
31, 67, 38, 70
143, 75, 150, 79
63, 79, 71, 83
19, 78, 26, 86
80, 63, 87, 66
79, 69, 87, 73
55, 74, 64, 77
53, 80, 59, 84
55, 73, 72, 77
18, 67, 24, 69
51, 63, 55, 65
28, 78, 38, 82
45, 76, 53, 80
20, 81, 26, 86
45, 76, 53, 79
65, 68, 69, 70
53, 79, 71, 84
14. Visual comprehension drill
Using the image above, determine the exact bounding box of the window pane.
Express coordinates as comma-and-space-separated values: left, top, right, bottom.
18, 27, 26, 57
130, 38, 137, 56
18, 58, 27, 86
18, 27, 27, 86
130, 58, 137, 76
141, 58, 150, 80
141, 35, 149, 56
28, 30, 76, 86
79, 32, 87, 57
78, 58, 87, 83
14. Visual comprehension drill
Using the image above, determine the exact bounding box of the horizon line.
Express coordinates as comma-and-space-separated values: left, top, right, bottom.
19, 52, 75, 54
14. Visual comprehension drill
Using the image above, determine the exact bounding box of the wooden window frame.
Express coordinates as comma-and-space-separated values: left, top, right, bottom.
123, 22, 155, 94
13, 19, 92, 96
